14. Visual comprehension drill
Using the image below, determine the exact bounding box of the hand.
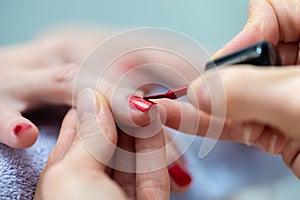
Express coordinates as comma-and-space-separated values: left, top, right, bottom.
0, 38, 74, 148
0, 32, 163, 147
0, 32, 155, 147
34, 90, 127, 199
35, 89, 171, 200
1, 31, 193, 192
214, 0, 300, 65
158, 0, 300, 178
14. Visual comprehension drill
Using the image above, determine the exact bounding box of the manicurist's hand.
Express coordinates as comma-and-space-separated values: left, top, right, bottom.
35, 89, 171, 200
34, 90, 127, 199
159, 0, 300, 178
188, 66, 300, 178
214, 0, 300, 65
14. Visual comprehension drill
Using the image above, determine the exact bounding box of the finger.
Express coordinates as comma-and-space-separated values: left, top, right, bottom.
2, 63, 78, 113
157, 97, 288, 155
164, 131, 192, 193
188, 66, 300, 140
213, 0, 300, 65
158, 97, 288, 156
0, 104, 38, 148
135, 115, 170, 200
46, 109, 77, 167
213, 0, 280, 58
105, 85, 158, 127
254, 126, 288, 155
23, 63, 77, 108
282, 139, 300, 178
35, 109, 76, 200
39, 63, 156, 127
113, 129, 136, 199
277, 42, 300, 65
66, 89, 118, 170
23, 63, 155, 128
0, 38, 66, 69
156, 99, 264, 145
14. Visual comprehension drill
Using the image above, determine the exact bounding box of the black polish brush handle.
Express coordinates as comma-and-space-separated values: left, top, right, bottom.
205, 41, 282, 70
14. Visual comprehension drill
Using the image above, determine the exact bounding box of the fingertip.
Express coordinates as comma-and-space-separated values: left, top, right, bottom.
95, 91, 110, 109
113, 94, 158, 128
76, 88, 97, 121
168, 163, 192, 193
71, 89, 117, 169
11, 120, 39, 148
47, 109, 76, 167
188, 74, 211, 113
212, 24, 265, 59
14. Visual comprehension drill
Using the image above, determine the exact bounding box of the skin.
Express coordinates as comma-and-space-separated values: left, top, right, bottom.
35, 90, 171, 200
162, 0, 300, 178
4, 0, 300, 198
33, 1, 300, 199
0, 30, 191, 197
34, 90, 170, 200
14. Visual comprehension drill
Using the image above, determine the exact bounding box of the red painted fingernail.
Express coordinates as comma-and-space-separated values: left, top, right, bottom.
168, 164, 192, 187
14, 123, 32, 135
129, 95, 155, 112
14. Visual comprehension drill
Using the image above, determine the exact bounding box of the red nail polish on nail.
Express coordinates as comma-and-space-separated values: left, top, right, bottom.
14, 123, 32, 135
168, 164, 192, 187
129, 96, 155, 112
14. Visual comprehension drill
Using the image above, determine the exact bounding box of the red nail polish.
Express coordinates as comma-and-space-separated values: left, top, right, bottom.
129, 96, 155, 112
168, 164, 192, 187
14, 123, 32, 135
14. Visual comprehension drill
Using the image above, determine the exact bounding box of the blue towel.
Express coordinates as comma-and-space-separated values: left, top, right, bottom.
0, 126, 58, 200
0, 125, 292, 199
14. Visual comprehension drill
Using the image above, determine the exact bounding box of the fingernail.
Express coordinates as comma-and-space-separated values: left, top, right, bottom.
211, 50, 223, 60
129, 95, 155, 112
77, 88, 98, 120
243, 125, 252, 146
188, 75, 210, 110
168, 164, 192, 187
14, 123, 32, 136
95, 91, 108, 106
269, 134, 278, 155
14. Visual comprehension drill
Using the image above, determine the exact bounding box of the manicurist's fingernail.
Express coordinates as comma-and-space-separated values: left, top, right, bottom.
243, 125, 252, 146
13, 123, 32, 136
77, 88, 98, 120
95, 91, 109, 110
269, 134, 278, 155
168, 164, 192, 187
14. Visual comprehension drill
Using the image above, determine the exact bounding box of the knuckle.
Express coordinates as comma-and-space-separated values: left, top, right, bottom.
291, 153, 300, 179
79, 117, 99, 137
220, 66, 256, 108
52, 64, 78, 85
78, 116, 117, 145
136, 176, 169, 194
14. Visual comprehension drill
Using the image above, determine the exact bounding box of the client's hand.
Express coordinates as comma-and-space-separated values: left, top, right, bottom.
0, 38, 72, 148
0, 32, 192, 193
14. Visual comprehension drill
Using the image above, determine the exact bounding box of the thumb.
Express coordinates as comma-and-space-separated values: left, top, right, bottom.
65, 88, 118, 170
188, 66, 300, 140
213, 0, 279, 58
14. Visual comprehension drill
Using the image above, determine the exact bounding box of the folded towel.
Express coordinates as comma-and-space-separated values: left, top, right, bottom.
0, 124, 291, 199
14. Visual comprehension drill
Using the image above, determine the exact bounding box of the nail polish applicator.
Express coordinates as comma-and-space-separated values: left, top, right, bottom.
130, 41, 282, 112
